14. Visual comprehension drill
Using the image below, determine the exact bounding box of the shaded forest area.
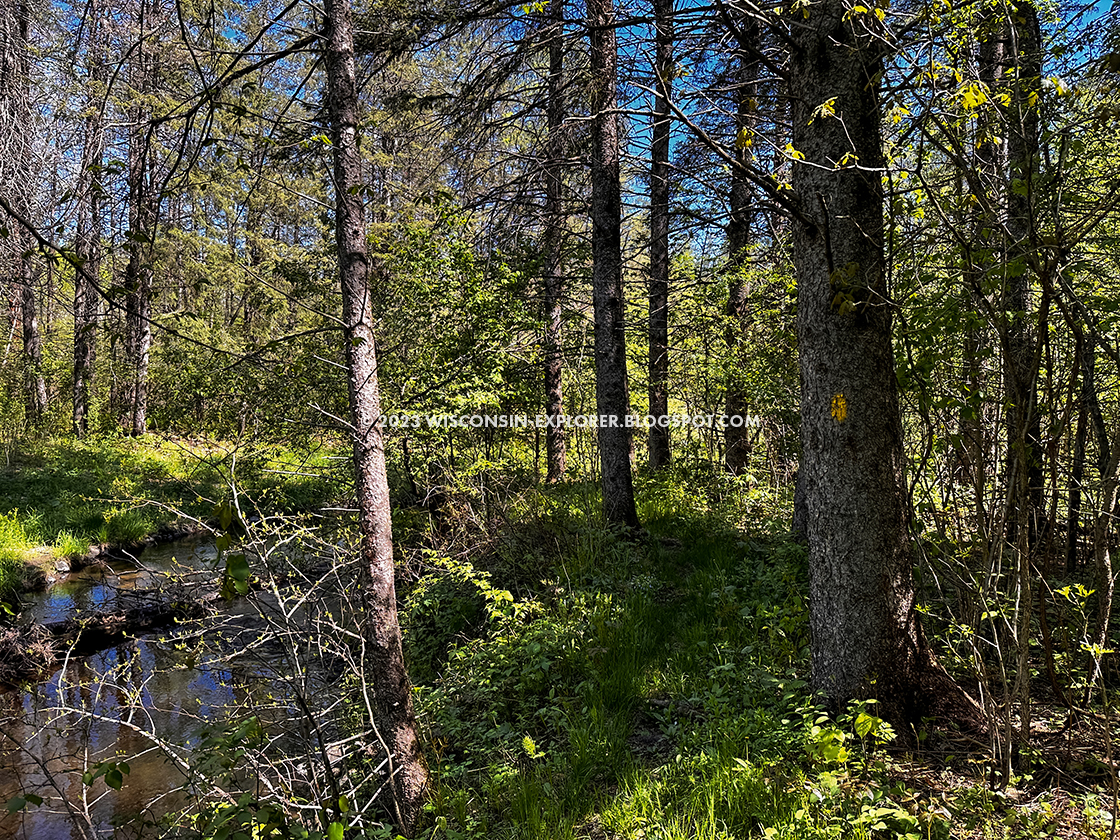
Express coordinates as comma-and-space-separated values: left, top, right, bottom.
1, 0, 1120, 837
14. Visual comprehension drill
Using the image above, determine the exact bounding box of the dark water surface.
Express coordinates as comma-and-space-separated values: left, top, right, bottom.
0, 540, 250, 839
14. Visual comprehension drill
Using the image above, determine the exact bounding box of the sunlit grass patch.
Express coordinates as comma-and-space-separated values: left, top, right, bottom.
413, 474, 848, 840
0, 511, 34, 557
0, 511, 40, 601
51, 530, 89, 560
0, 434, 347, 558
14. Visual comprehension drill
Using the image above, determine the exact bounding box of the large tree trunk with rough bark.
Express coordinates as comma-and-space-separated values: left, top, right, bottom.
647, 0, 672, 471
588, 0, 638, 527
1002, 2, 1044, 552
790, 0, 982, 729
324, 0, 427, 831
121, 0, 157, 436
542, 0, 566, 483
0, 0, 46, 421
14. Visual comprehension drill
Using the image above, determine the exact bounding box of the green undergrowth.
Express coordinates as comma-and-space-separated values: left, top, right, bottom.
0, 511, 37, 606
0, 433, 343, 601
396, 472, 1115, 840
401, 475, 965, 840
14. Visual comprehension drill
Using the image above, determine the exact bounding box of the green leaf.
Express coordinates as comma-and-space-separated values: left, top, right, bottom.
4, 789, 44, 812
328, 822, 344, 840
226, 554, 251, 595
855, 711, 881, 738
227, 554, 250, 580
960, 82, 988, 109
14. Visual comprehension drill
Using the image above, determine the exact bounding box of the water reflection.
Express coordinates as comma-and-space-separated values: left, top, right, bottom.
0, 540, 263, 839
25, 539, 219, 626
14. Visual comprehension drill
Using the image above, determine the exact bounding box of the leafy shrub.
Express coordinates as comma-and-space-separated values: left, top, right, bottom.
418, 603, 591, 774
402, 554, 520, 684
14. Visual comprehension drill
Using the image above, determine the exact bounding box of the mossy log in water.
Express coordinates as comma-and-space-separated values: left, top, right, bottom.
0, 594, 211, 686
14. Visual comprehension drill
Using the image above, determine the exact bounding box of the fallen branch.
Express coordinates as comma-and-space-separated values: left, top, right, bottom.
0, 592, 214, 686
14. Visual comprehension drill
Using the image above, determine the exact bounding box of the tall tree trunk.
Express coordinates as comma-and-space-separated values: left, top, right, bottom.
19, 243, 46, 420
0, 0, 45, 421
1086, 421, 1120, 705
1003, 1, 1044, 552
999, 1, 1043, 756
123, 124, 153, 435
790, 0, 981, 728
73, 0, 105, 437
323, 0, 427, 831
588, 0, 638, 527
723, 15, 758, 475
121, 0, 159, 436
957, 13, 1008, 504
542, 0, 566, 482
647, 0, 672, 471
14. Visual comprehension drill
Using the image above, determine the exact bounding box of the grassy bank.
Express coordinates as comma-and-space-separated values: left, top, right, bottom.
0, 434, 343, 602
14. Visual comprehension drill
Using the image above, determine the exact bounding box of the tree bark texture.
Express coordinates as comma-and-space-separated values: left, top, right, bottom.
588, 0, 638, 527
73, 0, 105, 437
0, 0, 45, 420
1003, 2, 1044, 552
647, 0, 672, 471
955, 14, 1008, 514
324, 0, 427, 831
18, 245, 45, 419
122, 0, 157, 436
542, 0, 566, 482
1086, 420, 1120, 704
790, 0, 981, 728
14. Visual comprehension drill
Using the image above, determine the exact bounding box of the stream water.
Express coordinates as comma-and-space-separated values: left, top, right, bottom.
0, 539, 255, 839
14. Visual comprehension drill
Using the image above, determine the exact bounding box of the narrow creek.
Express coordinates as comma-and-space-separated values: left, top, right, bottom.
0, 539, 267, 839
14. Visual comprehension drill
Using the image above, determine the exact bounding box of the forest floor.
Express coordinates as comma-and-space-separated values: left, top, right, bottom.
401, 476, 1119, 840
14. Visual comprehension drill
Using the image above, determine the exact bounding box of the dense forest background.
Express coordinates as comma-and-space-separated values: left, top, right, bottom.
2, 0, 1120, 837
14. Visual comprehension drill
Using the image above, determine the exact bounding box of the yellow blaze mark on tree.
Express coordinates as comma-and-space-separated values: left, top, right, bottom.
831, 394, 848, 423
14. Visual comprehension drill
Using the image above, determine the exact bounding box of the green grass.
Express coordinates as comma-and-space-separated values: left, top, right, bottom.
0, 433, 345, 599
0, 511, 36, 602
52, 530, 88, 559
